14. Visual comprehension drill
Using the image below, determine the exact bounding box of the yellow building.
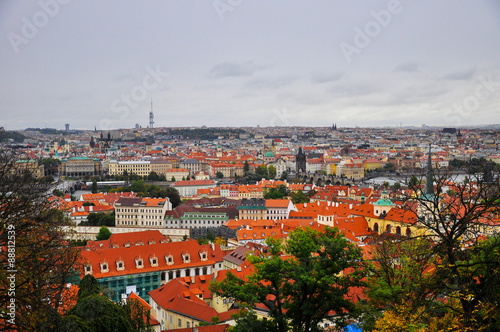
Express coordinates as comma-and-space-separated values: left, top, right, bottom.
13, 160, 44, 178
108, 160, 150, 177
336, 159, 364, 180
238, 198, 266, 220
363, 158, 382, 171
61, 156, 102, 177
114, 197, 172, 228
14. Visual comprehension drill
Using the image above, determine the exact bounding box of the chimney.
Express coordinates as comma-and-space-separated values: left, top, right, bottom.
304, 203, 307, 207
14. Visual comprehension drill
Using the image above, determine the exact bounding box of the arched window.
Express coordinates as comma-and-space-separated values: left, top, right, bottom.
386, 225, 391, 233
396, 226, 401, 235
406, 228, 412, 237
374, 223, 379, 233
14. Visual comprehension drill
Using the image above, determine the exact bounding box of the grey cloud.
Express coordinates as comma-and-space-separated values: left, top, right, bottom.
442, 68, 476, 80
310, 72, 343, 84
394, 62, 420, 72
209, 61, 264, 78
244, 75, 297, 90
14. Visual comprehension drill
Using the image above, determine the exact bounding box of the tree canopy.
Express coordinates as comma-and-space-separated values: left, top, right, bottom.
96, 226, 112, 241
0, 151, 80, 331
211, 226, 364, 332
363, 164, 500, 331
59, 275, 152, 331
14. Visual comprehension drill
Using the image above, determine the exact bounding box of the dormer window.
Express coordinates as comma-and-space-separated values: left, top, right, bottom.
135, 257, 144, 269
116, 259, 124, 271
165, 254, 174, 265
149, 255, 158, 267
100, 261, 109, 273
182, 252, 191, 263
124, 242, 130, 247
199, 250, 208, 261
84, 264, 92, 275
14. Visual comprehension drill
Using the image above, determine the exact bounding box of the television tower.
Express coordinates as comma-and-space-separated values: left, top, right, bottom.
149, 98, 154, 129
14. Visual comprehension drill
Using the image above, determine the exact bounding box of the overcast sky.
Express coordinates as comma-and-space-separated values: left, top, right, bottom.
1, 1, 500, 130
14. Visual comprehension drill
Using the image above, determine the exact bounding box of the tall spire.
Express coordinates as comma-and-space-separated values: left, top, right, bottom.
149, 98, 154, 129
425, 144, 434, 196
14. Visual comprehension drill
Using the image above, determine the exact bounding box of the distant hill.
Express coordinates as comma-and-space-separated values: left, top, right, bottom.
0, 130, 27, 143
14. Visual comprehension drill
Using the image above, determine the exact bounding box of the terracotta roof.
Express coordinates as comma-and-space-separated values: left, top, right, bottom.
265, 199, 291, 208
149, 279, 219, 323
80, 239, 222, 279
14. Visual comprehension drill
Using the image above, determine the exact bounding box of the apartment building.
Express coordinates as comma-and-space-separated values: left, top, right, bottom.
265, 199, 294, 220
80, 239, 224, 303
238, 198, 266, 220
108, 159, 172, 177
115, 197, 172, 228
61, 156, 102, 177
173, 179, 216, 197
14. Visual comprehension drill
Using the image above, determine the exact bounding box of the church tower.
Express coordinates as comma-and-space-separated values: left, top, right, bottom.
296, 147, 307, 173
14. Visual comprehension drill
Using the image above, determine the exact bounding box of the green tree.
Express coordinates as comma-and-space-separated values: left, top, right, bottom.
216, 171, 224, 179
362, 238, 440, 330
255, 165, 268, 179
96, 226, 112, 241
0, 151, 81, 331
147, 171, 159, 181
53, 188, 64, 197
268, 165, 277, 179
171, 176, 176, 182
390, 182, 401, 191
290, 190, 308, 204
62, 274, 152, 331
129, 180, 146, 194
279, 171, 288, 181
244, 160, 250, 173
264, 188, 285, 199
164, 187, 181, 208
408, 175, 419, 187
396, 166, 500, 331
40, 158, 61, 176
383, 162, 396, 173
91, 179, 98, 194
206, 229, 215, 242
211, 226, 364, 332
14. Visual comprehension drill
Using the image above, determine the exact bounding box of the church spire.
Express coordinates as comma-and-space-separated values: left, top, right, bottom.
425, 144, 434, 196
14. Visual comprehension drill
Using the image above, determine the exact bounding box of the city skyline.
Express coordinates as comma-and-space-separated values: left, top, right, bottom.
1, 1, 500, 130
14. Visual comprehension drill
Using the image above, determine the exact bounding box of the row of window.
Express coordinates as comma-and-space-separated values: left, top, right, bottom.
117, 215, 160, 219
167, 219, 222, 225
116, 208, 162, 213
116, 220, 162, 226
373, 223, 412, 236
86, 253, 208, 275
